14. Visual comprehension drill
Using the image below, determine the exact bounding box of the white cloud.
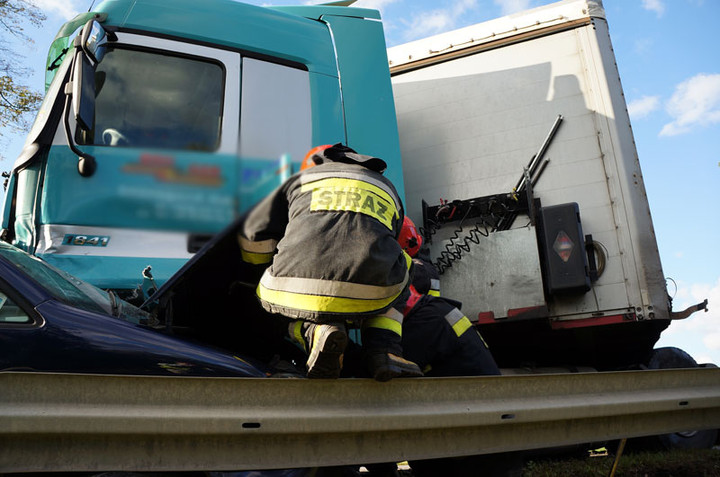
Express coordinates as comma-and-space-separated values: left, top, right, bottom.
627, 95, 660, 120
354, 0, 401, 10
404, 11, 454, 38
694, 355, 715, 365
633, 37, 653, 55
705, 333, 720, 350
34, 0, 85, 21
659, 73, 720, 137
493, 0, 532, 16
402, 0, 478, 41
641, 0, 665, 17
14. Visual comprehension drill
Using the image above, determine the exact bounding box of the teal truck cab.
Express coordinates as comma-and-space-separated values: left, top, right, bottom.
1, 0, 402, 293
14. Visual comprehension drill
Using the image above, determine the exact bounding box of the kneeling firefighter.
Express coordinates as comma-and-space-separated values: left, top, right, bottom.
397, 216, 500, 376
238, 143, 423, 381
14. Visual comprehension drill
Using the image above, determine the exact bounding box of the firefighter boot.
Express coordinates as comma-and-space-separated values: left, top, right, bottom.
362, 307, 423, 382
366, 350, 423, 382
304, 322, 348, 379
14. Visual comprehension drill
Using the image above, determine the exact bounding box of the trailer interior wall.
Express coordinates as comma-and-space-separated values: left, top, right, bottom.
390, 0, 668, 322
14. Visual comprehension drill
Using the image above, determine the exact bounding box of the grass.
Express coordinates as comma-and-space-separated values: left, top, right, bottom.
522, 448, 720, 477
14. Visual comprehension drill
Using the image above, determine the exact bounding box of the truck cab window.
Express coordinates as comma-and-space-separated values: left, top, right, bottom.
78, 46, 224, 152
240, 58, 311, 163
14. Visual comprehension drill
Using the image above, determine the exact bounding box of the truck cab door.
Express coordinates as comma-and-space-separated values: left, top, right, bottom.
34, 31, 314, 292
37, 33, 242, 291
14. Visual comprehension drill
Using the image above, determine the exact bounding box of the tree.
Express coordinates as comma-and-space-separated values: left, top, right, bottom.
0, 0, 46, 160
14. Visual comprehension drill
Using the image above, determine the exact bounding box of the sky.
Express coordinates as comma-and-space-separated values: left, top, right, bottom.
2, 0, 719, 365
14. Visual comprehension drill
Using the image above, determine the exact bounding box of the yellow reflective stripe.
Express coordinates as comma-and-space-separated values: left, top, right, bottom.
445, 308, 472, 337
241, 250, 274, 265
291, 321, 306, 352
300, 178, 399, 230
403, 249, 412, 269
364, 316, 403, 336
452, 316, 473, 337
260, 273, 407, 301
428, 290, 440, 297
476, 330, 490, 349
238, 236, 277, 264
383, 307, 404, 323
300, 171, 401, 211
238, 235, 278, 253
257, 282, 403, 314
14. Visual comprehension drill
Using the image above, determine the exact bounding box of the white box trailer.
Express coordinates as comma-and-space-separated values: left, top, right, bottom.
389, 0, 687, 370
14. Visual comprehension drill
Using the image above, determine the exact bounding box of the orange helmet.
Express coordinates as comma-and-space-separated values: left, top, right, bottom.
301, 144, 332, 171
398, 216, 422, 257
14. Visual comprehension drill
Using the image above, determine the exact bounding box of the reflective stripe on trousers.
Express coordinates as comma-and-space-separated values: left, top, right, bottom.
363, 307, 404, 337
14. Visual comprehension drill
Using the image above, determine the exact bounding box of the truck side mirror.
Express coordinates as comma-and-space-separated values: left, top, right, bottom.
67, 19, 108, 177
81, 20, 108, 64
72, 19, 107, 132
71, 50, 96, 132
65, 49, 97, 177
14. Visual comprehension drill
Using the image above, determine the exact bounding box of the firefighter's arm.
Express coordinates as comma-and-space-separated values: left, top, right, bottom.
238, 183, 290, 265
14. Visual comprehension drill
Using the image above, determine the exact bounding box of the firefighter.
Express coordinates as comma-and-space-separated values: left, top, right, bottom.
397, 216, 440, 297
396, 216, 500, 376
238, 143, 423, 381
401, 289, 500, 377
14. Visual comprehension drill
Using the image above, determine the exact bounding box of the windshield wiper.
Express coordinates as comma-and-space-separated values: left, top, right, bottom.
107, 290, 120, 317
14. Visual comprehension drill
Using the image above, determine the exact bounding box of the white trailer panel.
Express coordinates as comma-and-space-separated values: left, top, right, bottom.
390, 0, 667, 324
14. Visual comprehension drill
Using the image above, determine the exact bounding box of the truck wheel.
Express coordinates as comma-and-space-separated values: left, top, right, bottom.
647, 347, 718, 450
648, 346, 697, 369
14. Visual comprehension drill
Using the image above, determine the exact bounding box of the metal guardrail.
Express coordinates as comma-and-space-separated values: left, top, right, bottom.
2, 368, 720, 472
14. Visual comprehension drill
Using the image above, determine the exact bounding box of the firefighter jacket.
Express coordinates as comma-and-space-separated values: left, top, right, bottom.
401, 294, 501, 377
239, 159, 411, 322
411, 257, 441, 296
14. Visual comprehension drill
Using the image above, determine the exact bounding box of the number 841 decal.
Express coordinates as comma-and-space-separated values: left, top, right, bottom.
62, 234, 110, 247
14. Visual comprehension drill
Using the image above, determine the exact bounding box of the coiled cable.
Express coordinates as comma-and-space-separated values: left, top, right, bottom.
433, 204, 495, 274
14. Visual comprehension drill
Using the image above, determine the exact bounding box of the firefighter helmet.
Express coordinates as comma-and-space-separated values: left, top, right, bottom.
398, 216, 422, 257
301, 144, 332, 171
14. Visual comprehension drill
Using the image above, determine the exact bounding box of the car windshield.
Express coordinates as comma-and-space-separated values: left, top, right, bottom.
0, 242, 149, 323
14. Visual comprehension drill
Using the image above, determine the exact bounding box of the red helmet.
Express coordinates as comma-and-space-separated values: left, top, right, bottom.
398, 216, 422, 257
301, 144, 332, 171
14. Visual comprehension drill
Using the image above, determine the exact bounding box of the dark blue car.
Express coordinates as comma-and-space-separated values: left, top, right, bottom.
0, 240, 270, 377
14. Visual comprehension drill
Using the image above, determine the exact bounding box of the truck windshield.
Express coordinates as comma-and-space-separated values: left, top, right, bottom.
0, 242, 149, 323
78, 46, 224, 151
